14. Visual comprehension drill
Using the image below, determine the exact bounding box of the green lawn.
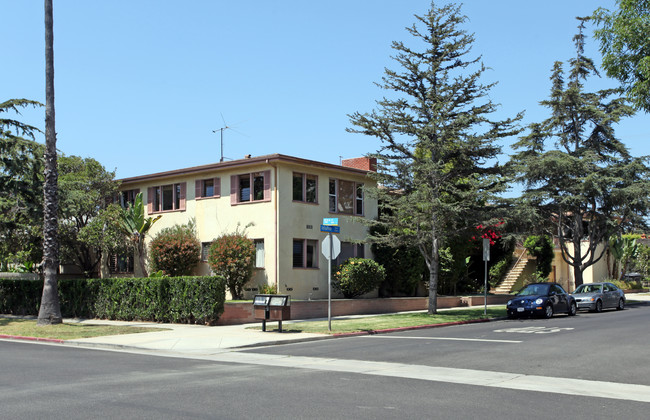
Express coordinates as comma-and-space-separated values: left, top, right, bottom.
250, 307, 507, 334
0, 318, 167, 340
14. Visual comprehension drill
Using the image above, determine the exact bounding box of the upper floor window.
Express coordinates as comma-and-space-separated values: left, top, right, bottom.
329, 179, 363, 215
119, 189, 139, 208
148, 182, 186, 213
293, 173, 318, 203
230, 171, 271, 205
195, 177, 221, 199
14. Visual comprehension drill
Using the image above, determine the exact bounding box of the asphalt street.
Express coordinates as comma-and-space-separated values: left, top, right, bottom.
1, 305, 648, 418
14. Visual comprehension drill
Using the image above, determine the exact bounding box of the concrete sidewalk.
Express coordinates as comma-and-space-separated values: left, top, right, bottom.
5, 293, 650, 355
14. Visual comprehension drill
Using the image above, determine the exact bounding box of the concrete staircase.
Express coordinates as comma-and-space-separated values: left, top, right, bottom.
494, 249, 534, 295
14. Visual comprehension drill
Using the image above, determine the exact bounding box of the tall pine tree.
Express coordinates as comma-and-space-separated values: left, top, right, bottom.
348, 2, 521, 314
510, 18, 650, 288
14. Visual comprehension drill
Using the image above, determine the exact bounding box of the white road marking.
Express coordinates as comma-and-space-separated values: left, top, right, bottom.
203, 352, 650, 403
361, 335, 522, 344
494, 326, 575, 334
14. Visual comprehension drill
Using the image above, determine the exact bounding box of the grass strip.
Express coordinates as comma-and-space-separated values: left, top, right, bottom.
250, 307, 507, 334
0, 318, 167, 340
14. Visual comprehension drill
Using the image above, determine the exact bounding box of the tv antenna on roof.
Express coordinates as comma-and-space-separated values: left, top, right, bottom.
213, 113, 247, 162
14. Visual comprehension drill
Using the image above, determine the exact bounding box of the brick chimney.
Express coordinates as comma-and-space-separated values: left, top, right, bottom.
341, 157, 377, 172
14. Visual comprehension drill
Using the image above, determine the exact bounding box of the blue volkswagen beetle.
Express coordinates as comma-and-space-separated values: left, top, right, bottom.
507, 282, 577, 319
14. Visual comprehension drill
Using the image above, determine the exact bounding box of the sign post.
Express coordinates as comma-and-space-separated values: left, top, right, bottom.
321, 218, 340, 331
483, 238, 490, 316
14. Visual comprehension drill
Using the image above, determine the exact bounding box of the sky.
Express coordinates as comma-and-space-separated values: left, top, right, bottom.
3, 0, 649, 187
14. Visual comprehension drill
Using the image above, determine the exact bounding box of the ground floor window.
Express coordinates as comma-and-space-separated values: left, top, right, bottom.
201, 242, 212, 262
293, 239, 318, 268
108, 254, 134, 274
334, 242, 365, 266
254, 239, 265, 268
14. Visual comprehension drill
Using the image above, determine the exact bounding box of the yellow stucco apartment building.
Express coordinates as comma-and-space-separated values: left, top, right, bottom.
117, 154, 378, 300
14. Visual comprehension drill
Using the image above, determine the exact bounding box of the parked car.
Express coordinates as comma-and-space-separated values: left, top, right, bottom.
571, 282, 626, 312
507, 282, 577, 319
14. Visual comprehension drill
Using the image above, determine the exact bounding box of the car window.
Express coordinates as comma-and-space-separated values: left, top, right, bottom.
518, 284, 550, 296
551, 285, 565, 295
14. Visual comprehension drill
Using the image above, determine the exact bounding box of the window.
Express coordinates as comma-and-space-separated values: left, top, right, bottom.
293, 173, 318, 203
148, 183, 186, 213
230, 171, 271, 204
329, 179, 364, 215
293, 239, 318, 268
108, 254, 134, 274
254, 239, 265, 268
118, 189, 139, 208
334, 242, 365, 266
201, 242, 212, 262
195, 178, 221, 199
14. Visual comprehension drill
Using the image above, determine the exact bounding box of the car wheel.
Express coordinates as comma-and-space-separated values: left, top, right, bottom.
594, 300, 603, 313
568, 301, 577, 316
616, 298, 625, 311
544, 304, 554, 319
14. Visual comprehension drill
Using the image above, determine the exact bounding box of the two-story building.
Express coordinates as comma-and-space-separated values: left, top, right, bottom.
117, 154, 378, 299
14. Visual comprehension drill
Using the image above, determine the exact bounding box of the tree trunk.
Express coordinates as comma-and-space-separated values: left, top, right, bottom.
134, 241, 148, 278
37, 0, 62, 325
427, 233, 439, 315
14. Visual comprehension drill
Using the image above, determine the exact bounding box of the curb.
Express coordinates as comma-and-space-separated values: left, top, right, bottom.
331, 317, 496, 337
0, 334, 64, 344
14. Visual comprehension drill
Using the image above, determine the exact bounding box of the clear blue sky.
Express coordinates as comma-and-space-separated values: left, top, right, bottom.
3, 1, 648, 184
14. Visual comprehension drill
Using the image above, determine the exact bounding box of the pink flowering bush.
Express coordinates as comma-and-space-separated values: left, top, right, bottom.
149, 222, 200, 276
334, 258, 385, 298
208, 233, 255, 299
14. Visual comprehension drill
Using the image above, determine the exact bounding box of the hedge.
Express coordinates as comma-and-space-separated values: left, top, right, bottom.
0, 276, 226, 325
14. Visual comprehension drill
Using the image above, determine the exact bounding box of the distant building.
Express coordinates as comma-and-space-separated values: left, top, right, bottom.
117, 154, 378, 299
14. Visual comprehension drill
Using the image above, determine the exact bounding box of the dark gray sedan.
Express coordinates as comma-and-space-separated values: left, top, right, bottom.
571, 282, 626, 312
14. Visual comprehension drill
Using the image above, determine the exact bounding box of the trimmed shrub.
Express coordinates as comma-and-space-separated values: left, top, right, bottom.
149, 222, 201, 276
334, 258, 386, 298
208, 233, 255, 299
0, 276, 226, 324
0, 278, 41, 315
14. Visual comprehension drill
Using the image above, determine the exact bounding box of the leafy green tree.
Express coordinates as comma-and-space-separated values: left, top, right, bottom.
58, 155, 119, 277
119, 192, 161, 277
0, 100, 44, 271
370, 224, 425, 297
348, 3, 521, 313
38, 0, 62, 325
334, 258, 386, 298
593, 1, 650, 112
208, 232, 255, 300
78, 203, 131, 278
510, 19, 650, 287
149, 221, 201, 276
523, 235, 555, 279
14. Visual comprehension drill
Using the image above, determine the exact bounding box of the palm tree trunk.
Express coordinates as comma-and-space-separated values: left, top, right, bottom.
37, 0, 62, 325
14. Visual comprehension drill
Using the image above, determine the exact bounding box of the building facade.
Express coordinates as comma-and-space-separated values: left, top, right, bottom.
117, 154, 378, 299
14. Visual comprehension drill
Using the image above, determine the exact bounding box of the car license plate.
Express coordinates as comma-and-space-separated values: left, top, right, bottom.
517, 307, 524, 312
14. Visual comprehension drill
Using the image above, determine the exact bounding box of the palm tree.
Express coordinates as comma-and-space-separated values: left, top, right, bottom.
37, 0, 62, 325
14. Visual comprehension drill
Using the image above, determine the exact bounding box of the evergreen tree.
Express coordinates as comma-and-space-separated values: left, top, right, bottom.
510, 18, 650, 287
348, 2, 521, 314
0, 100, 44, 270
